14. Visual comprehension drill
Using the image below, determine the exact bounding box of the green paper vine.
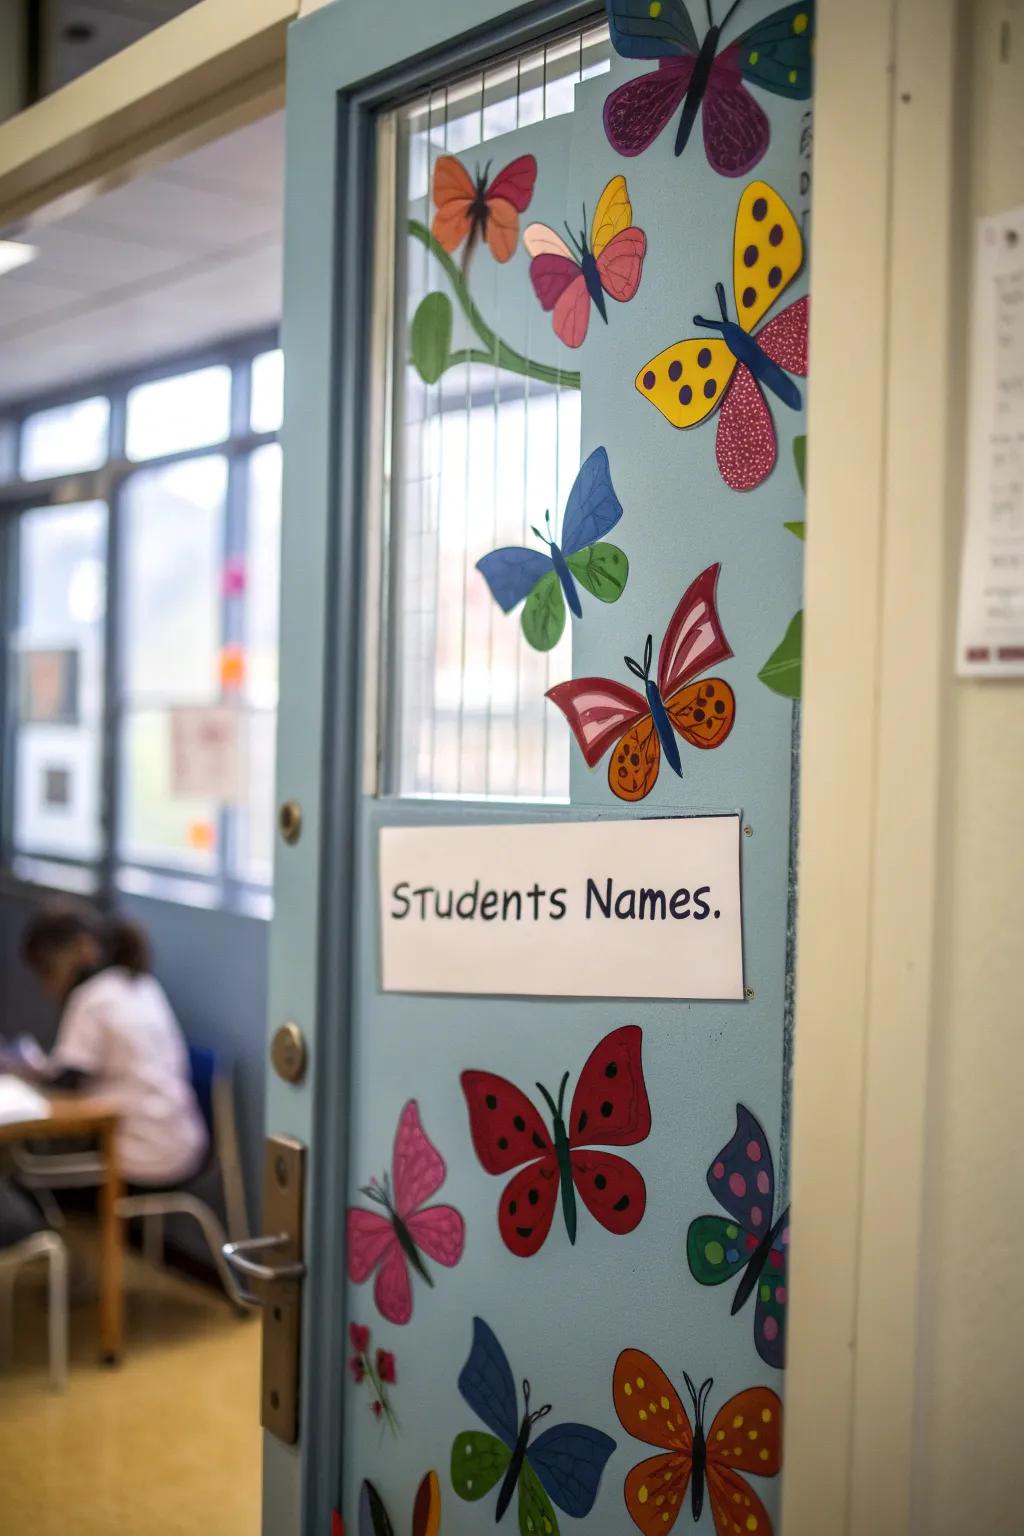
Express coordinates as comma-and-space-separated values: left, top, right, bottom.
407, 219, 581, 389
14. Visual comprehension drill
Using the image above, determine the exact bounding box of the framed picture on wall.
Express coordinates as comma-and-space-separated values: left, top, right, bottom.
20, 648, 79, 725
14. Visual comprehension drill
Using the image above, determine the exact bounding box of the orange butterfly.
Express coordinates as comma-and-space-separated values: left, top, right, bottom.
431, 154, 537, 269
612, 1350, 782, 1536
547, 563, 736, 802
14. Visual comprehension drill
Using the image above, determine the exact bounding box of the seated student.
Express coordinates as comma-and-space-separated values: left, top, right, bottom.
16, 905, 208, 1189
0, 1180, 48, 1249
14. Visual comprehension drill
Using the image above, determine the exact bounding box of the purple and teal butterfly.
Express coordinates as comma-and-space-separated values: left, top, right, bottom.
451, 1316, 616, 1536
686, 1104, 790, 1369
603, 0, 814, 177
475, 446, 628, 652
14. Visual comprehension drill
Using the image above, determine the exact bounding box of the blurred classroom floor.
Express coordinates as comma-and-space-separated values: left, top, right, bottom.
0, 1218, 261, 1535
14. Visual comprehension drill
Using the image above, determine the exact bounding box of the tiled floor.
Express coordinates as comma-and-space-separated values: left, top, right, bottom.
0, 1219, 261, 1535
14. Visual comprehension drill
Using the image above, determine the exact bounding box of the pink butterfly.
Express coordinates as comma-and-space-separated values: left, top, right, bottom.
346, 1100, 465, 1325
525, 174, 646, 349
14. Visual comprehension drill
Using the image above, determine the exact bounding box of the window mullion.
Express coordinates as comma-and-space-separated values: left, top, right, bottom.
100, 477, 125, 909
221, 353, 251, 900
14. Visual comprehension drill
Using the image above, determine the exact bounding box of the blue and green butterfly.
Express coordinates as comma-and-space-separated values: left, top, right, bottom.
475, 446, 628, 652
451, 1316, 616, 1536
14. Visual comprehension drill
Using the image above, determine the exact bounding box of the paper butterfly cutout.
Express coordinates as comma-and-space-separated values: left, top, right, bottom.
603, 0, 814, 176
613, 1352, 782, 1536
461, 1025, 651, 1256
687, 1103, 790, 1369
359, 1474, 441, 1536
547, 563, 735, 802
452, 1316, 616, 1536
524, 174, 646, 348
476, 447, 628, 652
635, 180, 808, 490
345, 1100, 465, 1325
431, 153, 537, 267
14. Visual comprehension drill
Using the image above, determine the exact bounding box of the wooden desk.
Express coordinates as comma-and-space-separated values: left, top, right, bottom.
0, 1093, 123, 1363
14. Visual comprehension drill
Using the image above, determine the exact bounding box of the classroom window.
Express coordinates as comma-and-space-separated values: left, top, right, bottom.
11, 502, 108, 873
250, 350, 284, 435
383, 24, 609, 801
20, 396, 110, 480
1, 338, 281, 911
118, 456, 227, 872
125, 364, 232, 462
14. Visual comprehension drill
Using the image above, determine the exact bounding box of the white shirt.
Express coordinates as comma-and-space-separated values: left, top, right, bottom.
52, 967, 208, 1185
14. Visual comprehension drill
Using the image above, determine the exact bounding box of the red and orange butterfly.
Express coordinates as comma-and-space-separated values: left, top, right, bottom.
547, 563, 735, 802
613, 1350, 782, 1536
524, 174, 647, 348
431, 153, 537, 270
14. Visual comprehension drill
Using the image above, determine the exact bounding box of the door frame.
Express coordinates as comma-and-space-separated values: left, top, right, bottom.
783, 1, 961, 1533
271, 4, 606, 1530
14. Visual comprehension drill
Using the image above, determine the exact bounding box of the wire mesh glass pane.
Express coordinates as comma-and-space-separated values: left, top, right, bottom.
12, 502, 107, 860
385, 23, 609, 801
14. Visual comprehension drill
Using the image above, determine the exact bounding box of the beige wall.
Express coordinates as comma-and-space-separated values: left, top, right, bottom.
913, 2, 1024, 1530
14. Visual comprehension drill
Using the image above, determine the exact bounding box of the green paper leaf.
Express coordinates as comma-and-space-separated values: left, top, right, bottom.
793, 434, 807, 490
784, 520, 806, 540
565, 542, 629, 603
451, 1431, 511, 1502
411, 291, 453, 384
521, 570, 566, 652
519, 1460, 560, 1536
758, 610, 803, 699
687, 1214, 750, 1286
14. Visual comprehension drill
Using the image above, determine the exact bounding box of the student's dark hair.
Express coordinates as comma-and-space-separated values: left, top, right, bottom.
21, 902, 151, 979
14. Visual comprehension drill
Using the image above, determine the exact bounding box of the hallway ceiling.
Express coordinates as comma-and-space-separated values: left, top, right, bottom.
0, 110, 283, 407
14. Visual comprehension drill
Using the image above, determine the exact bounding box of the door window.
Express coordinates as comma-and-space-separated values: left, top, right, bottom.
382, 23, 610, 800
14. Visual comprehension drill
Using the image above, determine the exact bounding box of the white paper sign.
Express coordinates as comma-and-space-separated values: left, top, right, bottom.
957, 206, 1024, 676
170, 706, 243, 802
379, 815, 744, 1000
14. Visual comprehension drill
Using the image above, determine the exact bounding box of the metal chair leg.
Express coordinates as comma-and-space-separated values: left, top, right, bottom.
32, 1188, 65, 1231
47, 1237, 68, 1393
143, 1213, 164, 1270
0, 1269, 13, 1366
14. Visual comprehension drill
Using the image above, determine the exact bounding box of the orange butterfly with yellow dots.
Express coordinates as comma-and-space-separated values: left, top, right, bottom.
613, 1350, 783, 1536
546, 563, 735, 802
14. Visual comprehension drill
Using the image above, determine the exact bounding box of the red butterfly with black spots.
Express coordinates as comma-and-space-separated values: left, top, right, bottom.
460, 1026, 651, 1257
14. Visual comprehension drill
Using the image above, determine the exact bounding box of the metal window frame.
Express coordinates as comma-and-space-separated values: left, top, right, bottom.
0, 326, 282, 915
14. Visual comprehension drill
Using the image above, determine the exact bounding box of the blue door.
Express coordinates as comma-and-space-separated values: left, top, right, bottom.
271, 2, 810, 1531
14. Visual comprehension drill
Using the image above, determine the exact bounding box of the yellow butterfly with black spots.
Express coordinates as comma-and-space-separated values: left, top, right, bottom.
635, 180, 808, 490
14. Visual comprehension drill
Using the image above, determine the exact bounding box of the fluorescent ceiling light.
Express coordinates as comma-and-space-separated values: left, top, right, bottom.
0, 240, 38, 277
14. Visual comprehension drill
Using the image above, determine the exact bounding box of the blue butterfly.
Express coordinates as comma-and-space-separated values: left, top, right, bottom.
475, 446, 628, 652
450, 1316, 616, 1536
